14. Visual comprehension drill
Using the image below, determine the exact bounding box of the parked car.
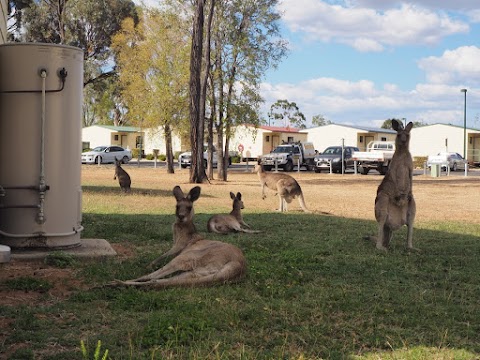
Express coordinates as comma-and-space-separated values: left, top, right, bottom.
427, 152, 468, 171
82, 146, 132, 164
179, 145, 232, 168
314, 146, 359, 173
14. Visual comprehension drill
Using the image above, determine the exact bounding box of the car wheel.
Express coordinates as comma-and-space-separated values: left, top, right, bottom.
122, 156, 130, 164
95, 156, 102, 164
314, 168, 321, 173
360, 166, 369, 175
452, 163, 457, 171
263, 165, 273, 171
284, 160, 293, 172
181, 164, 187, 169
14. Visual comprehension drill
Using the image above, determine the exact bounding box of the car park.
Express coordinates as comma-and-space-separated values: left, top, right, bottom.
81, 145, 132, 164
427, 152, 468, 171
314, 146, 359, 173
179, 145, 232, 168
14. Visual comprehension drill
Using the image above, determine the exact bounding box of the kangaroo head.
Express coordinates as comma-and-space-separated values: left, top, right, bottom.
115, 159, 122, 168
230, 191, 244, 210
173, 186, 201, 223
392, 120, 413, 149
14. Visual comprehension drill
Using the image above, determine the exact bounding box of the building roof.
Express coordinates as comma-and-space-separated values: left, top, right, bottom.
94, 125, 142, 133
303, 123, 396, 134
258, 125, 302, 133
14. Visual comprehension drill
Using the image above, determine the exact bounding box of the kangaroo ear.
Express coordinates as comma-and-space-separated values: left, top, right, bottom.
405, 122, 413, 132
188, 186, 201, 202
236, 192, 242, 200
230, 192, 235, 200
392, 120, 401, 131
173, 186, 185, 201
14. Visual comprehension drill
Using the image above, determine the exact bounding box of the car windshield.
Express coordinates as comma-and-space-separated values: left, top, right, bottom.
272, 146, 294, 153
322, 147, 341, 155
92, 146, 107, 152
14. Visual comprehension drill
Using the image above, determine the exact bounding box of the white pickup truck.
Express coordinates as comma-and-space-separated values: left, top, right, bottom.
351, 141, 395, 175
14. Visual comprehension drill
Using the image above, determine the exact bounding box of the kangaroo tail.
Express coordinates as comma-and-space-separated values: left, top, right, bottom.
298, 192, 311, 213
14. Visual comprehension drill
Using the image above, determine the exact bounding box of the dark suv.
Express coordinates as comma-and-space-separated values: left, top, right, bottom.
314, 146, 359, 173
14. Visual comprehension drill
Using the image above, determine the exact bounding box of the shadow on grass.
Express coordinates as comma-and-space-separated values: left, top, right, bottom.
82, 185, 216, 198
4, 211, 479, 359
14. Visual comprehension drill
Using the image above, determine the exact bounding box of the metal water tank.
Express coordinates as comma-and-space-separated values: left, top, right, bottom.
0, 43, 83, 249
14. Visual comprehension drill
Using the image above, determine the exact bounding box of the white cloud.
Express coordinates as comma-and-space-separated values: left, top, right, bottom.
418, 46, 480, 86
279, 0, 469, 51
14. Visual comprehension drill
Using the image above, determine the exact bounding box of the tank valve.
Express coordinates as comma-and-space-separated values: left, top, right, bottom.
39, 68, 47, 78
58, 67, 68, 80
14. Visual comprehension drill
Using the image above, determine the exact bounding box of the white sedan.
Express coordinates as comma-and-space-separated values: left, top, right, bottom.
82, 146, 132, 164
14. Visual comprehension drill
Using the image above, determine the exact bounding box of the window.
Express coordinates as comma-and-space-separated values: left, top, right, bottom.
266, 136, 270, 142
287, 136, 294, 143
359, 136, 363, 143
136, 136, 144, 148
114, 135, 119, 141
381, 137, 387, 141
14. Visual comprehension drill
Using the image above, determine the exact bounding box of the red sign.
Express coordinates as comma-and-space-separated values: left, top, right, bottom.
238, 144, 244, 152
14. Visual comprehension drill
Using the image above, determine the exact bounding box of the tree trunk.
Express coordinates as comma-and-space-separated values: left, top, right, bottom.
165, 123, 174, 174
203, 0, 215, 180
189, 0, 206, 183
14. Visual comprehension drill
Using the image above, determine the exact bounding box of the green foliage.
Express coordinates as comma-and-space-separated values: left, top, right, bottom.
7, 347, 35, 360
268, 99, 306, 129
80, 340, 109, 360
231, 155, 241, 163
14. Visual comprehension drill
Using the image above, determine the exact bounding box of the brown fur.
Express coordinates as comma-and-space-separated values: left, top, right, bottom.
254, 164, 310, 212
369, 120, 416, 251
114, 159, 131, 192
207, 192, 261, 234
111, 186, 247, 288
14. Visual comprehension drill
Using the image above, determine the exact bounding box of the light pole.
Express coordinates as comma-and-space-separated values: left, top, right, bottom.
460, 89, 467, 159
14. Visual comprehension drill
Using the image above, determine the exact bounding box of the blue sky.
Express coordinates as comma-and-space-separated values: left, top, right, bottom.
261, 0, 480, 128
140, 0, 480, 129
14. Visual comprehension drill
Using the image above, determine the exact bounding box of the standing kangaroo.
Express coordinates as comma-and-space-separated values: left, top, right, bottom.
207, 192, 261, 234
369, 120, 416, 251
255, 164, 310, 212
114, 159, 131, 193
112, 186, 247, 288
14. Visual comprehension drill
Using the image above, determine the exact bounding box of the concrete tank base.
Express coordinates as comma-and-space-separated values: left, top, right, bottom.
10, 239, 117, 260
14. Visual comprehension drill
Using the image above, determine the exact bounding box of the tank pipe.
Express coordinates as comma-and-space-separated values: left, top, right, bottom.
36, 69, 48, 225
0, 225, 84, 239
0, 68, 68, 94
0, 204, 40, 209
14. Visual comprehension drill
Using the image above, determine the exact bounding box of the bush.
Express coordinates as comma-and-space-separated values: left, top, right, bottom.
145, 153, 155, 160
231, 155, 241, 163
413, 156, 428, 169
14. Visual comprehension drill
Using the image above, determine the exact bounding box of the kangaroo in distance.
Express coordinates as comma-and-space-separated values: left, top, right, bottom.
254, 163, 310, 213
368, 120, 416, 251
114, 159, 131, 193
207, 192, 261, 234
112, 186, 247, 288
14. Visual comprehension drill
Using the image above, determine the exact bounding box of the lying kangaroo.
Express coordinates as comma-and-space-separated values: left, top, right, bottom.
207, 192, 261, 234
255, 164, 310, 212
368, 120, 416, 251
112, 186, 247, 288
114, 159, 131, 192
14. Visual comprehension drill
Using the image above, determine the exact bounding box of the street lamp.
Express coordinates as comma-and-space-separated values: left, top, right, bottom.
460, 89, 467, 159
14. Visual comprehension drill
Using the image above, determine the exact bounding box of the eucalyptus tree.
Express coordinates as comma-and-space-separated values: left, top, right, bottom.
112, 10, 190, 173
208, 0, 287, 181
268, 99, 306, 129
8, 0, 139, 126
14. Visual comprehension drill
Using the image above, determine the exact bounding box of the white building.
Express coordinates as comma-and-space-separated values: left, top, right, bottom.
230, 125, 308, 160
302, 124, 397, 152
82, 125, 183, 155
410, 123, 480, 162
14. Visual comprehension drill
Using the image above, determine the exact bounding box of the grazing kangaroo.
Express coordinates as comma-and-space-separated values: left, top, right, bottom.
112, 186, 247, 288
368, 120, 416, 251
114, 159, 131, 193
255, 164, 310, 212
207, 192, 261, 234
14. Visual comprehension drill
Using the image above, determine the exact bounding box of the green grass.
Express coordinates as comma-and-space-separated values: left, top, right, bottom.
1, 202, 480, 359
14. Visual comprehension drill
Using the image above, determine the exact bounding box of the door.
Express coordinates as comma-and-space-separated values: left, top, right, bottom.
121, 135, 128, 147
